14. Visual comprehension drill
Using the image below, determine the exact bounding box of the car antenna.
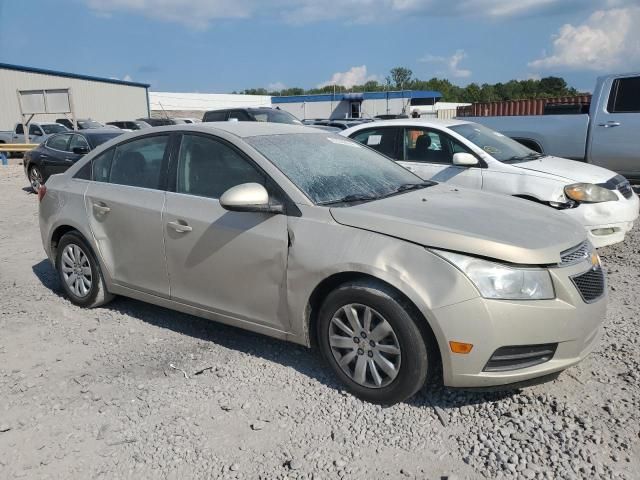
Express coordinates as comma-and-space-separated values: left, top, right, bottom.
158, 101, 170, 120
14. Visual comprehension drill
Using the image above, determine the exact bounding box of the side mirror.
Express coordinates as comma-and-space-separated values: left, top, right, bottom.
452, 152, 479, 167
73, 146, 90, 155
220, 183, 283, 214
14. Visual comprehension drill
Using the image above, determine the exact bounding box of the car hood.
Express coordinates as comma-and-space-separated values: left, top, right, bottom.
512, 156, 615, 183
329, 184, 585, 265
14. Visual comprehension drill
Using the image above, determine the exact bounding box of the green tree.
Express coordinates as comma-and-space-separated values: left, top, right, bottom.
388, 67, 413, 89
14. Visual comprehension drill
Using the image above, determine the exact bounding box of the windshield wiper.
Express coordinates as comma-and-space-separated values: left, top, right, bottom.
318, 194, 380, 206
505, 152, 545, 162
380, 181, 437, 198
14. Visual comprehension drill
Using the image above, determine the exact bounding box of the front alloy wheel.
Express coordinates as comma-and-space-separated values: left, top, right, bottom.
329, 304, 401, 388
318, 281, 431, 405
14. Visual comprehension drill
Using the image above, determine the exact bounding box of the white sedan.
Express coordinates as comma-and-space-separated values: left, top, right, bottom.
342, 119, 638, 248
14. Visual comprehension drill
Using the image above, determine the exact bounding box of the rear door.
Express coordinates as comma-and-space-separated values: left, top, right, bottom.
85, 134, 173, 297
163, 132, 289, 331
41, 133, 74, 175
589, 75, 640, 177
349, 127, 402, 160
399, 127, 483, 189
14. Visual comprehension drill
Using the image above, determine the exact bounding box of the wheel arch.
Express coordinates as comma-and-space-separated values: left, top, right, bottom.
305, 271, 443, 381
50, 225, 82, 261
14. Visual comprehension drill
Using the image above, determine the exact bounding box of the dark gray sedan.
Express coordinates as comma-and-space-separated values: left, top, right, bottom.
24, 129, 123, 191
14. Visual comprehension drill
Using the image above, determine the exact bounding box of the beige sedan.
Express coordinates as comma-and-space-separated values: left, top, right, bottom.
38, 123, 606, 404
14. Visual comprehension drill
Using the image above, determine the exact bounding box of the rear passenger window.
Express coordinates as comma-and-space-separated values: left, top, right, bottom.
177, 134, 264, 199
608, 77, 640, 113
228, 111, 251, 121
47, 134, 72, 151
109, 136, 169, 189
351, 128, 401, 159
203, 111, 227, 122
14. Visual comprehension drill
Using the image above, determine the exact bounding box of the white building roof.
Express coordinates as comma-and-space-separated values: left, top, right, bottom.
149, 92, 272, 112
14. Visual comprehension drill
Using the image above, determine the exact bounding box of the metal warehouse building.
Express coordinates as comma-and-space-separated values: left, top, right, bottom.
0, 63, 150, 130
272, 90, 442, 120
149, 92, 271, 120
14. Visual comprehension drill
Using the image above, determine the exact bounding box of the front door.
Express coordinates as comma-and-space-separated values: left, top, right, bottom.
85, 134, 171, 297
590, 75, 640, 178
163, 133, 289, 331
399, 127, 483, 189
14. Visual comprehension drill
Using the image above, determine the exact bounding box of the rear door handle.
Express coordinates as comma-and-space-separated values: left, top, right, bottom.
92, 203, 111, 214
65, 158, 74, 162
598, 121, 621, 128
167, 221, 192, 233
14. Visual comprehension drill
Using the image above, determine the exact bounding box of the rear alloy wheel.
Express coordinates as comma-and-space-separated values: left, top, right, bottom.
29, 165, 43, 192
56, 232, 114, 308
318, 281, 430, 405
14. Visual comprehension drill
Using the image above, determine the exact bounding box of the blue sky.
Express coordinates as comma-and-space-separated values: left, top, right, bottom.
0, 0, 639, 93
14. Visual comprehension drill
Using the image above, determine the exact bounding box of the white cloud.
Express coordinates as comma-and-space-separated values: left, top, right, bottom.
81, 0, 598, 28
267, 82, 287, 91
318, 65, 378, 88
462, 0, 557, 17
419, 49, 471, 78
84, 0, 253, 29
123, 74, 133, 82
529, 7, 640, 71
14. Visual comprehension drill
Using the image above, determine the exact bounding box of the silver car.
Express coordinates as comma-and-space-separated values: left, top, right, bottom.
38, 123, 606, 405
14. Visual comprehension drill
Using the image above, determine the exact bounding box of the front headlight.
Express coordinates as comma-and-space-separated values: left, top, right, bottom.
432, 250, 555, 300
564, 183, 618, 203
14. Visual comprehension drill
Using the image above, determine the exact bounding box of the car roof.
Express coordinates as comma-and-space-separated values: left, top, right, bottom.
344, 118, 473, 132
140, 122, 325, 138
80, 128, 125, 136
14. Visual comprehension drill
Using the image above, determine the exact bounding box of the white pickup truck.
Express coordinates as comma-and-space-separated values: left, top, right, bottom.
0, 122, 69, 154
464, 73, 640, 181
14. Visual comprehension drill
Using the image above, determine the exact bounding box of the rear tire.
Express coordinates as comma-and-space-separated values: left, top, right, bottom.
317, 280, 430, 405
29, 165, 44, 192
55, 232, 114, 308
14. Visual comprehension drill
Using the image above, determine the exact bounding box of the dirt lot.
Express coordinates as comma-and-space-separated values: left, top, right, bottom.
0, 164, 638, 480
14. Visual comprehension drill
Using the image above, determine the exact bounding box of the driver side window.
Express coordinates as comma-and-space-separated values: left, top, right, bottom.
177, 134, 265, 200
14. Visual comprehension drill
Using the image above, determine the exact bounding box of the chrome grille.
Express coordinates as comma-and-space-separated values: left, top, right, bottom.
571, 266, 605, 303
559, 241, 590, 267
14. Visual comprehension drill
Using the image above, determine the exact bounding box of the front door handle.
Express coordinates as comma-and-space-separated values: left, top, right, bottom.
65, 158, 75, 162
167, 221, 192, 233
598, 121, 621, 128
92, 203, 111, 214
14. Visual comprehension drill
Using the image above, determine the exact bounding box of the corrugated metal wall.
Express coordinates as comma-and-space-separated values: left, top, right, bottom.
276, 97, 413, 120
456, 95, 592, 117
0, 68, 148, 130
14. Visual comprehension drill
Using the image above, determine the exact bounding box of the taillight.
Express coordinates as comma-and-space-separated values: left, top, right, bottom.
37, 185, 47, 202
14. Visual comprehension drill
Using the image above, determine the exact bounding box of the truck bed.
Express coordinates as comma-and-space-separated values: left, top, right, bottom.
462, 114, 590, 161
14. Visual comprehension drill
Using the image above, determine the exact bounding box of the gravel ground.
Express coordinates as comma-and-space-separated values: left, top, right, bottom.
0, 164, 638, 479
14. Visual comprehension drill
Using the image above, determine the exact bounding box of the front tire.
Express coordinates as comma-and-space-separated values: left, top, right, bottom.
55, 232, 114, 308
317, 281, 430, 405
